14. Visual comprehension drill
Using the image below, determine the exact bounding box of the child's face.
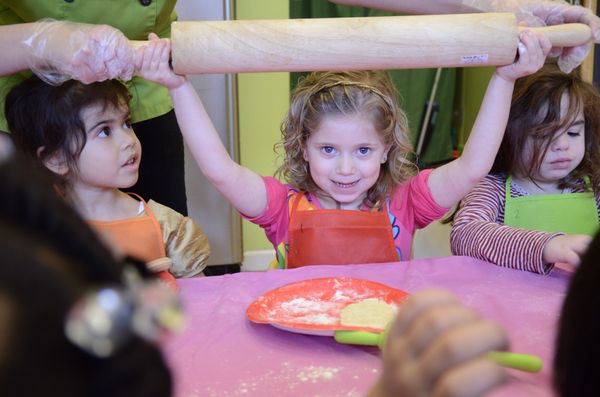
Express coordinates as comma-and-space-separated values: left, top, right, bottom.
303, 113, 388, 209
75, 102, 141, 190
522, 93, 585, 184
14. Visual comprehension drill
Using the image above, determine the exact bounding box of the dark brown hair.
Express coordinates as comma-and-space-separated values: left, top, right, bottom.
492, 64, 600, 191
554, 231, 600, 396
0, 155, 171, 397
5, 76, 131, 190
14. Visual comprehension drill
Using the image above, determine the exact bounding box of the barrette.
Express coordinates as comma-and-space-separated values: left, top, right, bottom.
65, 264, 184, 357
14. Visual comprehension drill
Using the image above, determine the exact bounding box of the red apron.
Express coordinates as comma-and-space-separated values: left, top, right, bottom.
88, 194, 178, 290
286, 193, 398, 268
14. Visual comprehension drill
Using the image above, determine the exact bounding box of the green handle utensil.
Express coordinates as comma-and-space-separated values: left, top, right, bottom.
334, 330, 387, 349
333, 330, 543, 373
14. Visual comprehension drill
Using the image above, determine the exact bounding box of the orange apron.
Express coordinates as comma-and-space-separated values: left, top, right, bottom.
286, 193, 398, 268
88, 194, 178, 290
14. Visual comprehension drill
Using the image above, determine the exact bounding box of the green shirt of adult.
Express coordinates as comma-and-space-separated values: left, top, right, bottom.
0, 0, 177, 132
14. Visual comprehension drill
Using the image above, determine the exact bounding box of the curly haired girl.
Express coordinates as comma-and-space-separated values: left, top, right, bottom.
139, 31, 550, 269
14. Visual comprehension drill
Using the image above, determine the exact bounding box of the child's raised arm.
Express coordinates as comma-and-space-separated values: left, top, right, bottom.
427, 30, 551, 209
138, 34, 268, 218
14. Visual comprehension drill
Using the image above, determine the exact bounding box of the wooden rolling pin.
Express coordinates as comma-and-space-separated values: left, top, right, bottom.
135, 13, 592, 74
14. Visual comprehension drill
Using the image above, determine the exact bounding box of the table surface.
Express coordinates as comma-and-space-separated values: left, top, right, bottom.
164, 256, 570, 397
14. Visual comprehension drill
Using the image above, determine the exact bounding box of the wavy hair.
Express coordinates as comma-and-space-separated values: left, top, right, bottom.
492, 64, 600, 192
276, 70, 416, 208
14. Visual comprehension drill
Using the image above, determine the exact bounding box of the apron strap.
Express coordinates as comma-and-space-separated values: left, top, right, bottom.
290, 191, 304, 215
125, 192, 167, 258
505, 175, 513, 203
583, 175, 592, 190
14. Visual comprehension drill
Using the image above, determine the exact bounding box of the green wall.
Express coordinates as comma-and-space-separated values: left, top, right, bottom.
236, 2, 290, 252
459, 67, 495, 145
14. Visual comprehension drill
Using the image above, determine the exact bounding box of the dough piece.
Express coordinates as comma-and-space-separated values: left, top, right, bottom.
340, 300, 395, 329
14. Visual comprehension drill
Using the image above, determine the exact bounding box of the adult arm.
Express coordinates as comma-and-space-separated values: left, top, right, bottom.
330, 0, 600, 34
329, 0, 481, 14
0, 24, 36, 76
331, 0, 600, 72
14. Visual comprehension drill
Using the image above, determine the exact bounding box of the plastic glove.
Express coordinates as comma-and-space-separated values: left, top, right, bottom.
463, 0, 600, 73
22, 19, 136, 85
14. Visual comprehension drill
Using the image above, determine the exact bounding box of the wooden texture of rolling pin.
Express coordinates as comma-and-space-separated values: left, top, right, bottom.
135, 13, 592, 74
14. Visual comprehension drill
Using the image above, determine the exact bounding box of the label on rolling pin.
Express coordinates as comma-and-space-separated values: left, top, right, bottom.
461, 54, 489, 64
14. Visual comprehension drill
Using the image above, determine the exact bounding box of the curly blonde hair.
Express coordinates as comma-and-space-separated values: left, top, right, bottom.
276, 70, 416, 208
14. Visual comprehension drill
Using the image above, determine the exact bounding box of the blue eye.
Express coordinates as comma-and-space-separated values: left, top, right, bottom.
357, 147, 370, 155
321, 146, 335, 155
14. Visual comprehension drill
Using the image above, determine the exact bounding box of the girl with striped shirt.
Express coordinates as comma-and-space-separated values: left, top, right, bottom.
451, 64, 600, 274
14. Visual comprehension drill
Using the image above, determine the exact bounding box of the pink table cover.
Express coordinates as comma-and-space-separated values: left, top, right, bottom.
164, 256, 570, 397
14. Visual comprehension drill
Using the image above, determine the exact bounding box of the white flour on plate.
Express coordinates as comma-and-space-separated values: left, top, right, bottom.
257, 278, 396, 326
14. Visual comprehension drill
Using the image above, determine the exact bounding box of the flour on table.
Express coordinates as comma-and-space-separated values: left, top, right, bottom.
339, 300, 395, 329
297, 365, 340, 382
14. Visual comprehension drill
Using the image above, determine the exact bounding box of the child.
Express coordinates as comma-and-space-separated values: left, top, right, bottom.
0, 155, 172, 397
5, 76, 211, 284
0, 226, 174, 397
138, 31, 550, 269
451, 64, 600, 274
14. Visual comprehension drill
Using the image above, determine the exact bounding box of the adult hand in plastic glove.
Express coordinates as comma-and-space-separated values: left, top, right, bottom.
465, 0, 599, 73
3, 20, 136, 84
331, 0, 599, 73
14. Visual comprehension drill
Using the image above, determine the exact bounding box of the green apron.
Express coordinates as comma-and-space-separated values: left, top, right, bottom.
503, 175, 599, 236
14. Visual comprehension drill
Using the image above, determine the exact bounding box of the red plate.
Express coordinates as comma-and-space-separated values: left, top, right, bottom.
246, 277, 409, 335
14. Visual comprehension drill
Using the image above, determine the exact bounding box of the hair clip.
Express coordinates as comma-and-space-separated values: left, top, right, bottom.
65, 264, 184, 358
0, 135, 15, 164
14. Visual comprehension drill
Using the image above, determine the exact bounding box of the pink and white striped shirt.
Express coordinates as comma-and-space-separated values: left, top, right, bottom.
450, 173, 600, 274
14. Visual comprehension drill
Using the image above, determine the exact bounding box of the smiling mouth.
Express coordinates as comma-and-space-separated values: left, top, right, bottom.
333, 180, 359, 188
